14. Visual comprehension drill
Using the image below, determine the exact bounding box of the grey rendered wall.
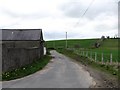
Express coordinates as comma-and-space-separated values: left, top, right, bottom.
3, 41, 40, 48
2, 46, 43, 72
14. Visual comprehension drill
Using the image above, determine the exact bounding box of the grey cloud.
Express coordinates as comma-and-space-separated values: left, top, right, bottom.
60, 2, 84, 18
117, 1, 120, 37
0, 21, 20, 29
45, 31, 70, 38
44, 30, 98, 40
44, 31, 66, 40
59, 0, 117, 19
1, 8, 50, 19
95, 24, 117, 32
44, 30, 84, 40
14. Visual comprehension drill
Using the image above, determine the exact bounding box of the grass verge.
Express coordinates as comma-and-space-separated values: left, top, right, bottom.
57, 49, 120, 79
2, 55, 52, 81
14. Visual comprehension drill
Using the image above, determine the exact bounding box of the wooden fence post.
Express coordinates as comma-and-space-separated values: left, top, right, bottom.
95, 52, 97, 62
102, 53, 104, 64
110, 53, 112, 65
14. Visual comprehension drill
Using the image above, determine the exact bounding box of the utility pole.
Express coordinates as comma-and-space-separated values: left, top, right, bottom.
66, 32, 67, 49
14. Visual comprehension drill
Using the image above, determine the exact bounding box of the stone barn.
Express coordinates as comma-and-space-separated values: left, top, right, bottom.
1, 29, 44, 72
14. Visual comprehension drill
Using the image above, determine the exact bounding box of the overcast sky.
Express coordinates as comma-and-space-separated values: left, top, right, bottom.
0, 0, 119, 40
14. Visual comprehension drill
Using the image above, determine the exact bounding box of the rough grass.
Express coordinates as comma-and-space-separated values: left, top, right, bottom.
2, 55, 52, 81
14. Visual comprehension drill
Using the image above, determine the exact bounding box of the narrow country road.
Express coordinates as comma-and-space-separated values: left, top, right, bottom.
2, 50, 95, 88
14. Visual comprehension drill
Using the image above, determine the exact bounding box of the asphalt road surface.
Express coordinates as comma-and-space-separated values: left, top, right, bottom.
2, 50, 95, 88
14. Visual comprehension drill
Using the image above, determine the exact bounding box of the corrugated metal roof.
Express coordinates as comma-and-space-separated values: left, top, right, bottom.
1, 29, 43, 41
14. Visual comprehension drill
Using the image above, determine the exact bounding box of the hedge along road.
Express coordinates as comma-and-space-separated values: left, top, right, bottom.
2, 50, 96, 88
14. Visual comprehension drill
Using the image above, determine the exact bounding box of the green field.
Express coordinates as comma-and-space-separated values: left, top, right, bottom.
46, 38, 119, 62
46, 39, 99, 49
88, 39, 119, 62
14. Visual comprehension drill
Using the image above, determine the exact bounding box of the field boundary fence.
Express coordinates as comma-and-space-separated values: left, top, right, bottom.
74, 49, 119, 66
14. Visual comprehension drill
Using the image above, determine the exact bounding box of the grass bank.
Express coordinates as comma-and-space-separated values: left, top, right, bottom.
2, 55, 52, 81
57, 49, 120, 79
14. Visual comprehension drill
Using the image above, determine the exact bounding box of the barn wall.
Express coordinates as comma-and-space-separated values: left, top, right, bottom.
2, 44, 44, 72
3, 41, 40, 48
0, 43, 2, 74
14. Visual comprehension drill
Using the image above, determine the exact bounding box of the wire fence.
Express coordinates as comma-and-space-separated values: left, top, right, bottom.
74, 49, 119, 66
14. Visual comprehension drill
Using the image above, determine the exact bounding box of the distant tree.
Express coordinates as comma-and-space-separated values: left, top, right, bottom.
101, 36, 105, 41
107, 36, 110, 39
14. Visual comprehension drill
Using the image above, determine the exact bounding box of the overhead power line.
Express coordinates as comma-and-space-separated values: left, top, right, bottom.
74, 0, 95, 27
81, 0, 95, 18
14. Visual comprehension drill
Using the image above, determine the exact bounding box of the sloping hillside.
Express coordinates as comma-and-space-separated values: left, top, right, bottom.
46, 38, 119, 62
99, 39, 118, 50
46, 39, 98, 49
91, 39, 119, 62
